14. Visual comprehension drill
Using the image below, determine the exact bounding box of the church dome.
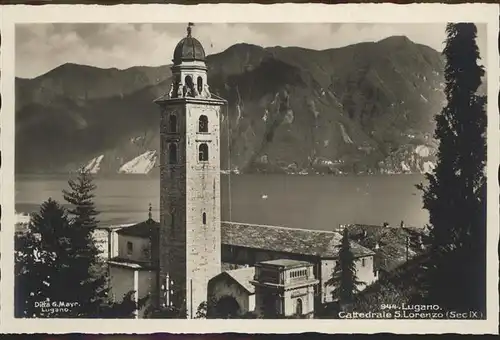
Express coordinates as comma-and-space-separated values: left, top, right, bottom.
173, 25, 206, 65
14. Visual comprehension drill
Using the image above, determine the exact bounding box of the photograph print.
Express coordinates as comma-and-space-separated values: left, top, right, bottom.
8, 7, 495, 325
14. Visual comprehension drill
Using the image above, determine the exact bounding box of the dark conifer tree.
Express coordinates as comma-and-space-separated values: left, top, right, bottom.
61, 168, 109, 316
327, 228, 364, 309
15, 170, 147, 318
15, 199, 69, 317
417, 23, 486, 314
62, 168, 148, 317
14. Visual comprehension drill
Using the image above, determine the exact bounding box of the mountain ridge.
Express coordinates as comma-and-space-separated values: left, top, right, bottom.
16, 36, 463, 176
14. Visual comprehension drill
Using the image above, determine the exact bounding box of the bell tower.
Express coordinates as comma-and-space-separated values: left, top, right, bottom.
155, 23, 226, 318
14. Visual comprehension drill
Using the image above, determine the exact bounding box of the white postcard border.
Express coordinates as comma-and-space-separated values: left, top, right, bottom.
0, 3, 498, 334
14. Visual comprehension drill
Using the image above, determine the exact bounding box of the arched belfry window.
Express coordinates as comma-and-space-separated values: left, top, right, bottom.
168, 114, 177, 133
202, 212, 207, 225
199, 143, 209, 162
197, 76, 203, 94
185, 75, 193, 86
168, 143, 178, 164
199, 115, 208, 133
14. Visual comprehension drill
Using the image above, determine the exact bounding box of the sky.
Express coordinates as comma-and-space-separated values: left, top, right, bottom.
15, 23, 488, 79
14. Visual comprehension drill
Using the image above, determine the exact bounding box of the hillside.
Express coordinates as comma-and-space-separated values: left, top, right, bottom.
16, 36, 455, 175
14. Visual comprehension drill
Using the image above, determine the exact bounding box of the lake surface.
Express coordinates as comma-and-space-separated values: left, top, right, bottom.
15, 173, 429, 230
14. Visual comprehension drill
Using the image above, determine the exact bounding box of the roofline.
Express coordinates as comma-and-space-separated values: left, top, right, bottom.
95, 223, 135, 230
221, 221, 339, 235
108, 260, 156, 270
117, 231, 159, 238
256, 261, 315, 270
171, 63, 207, 71
218, 271, 255, 295
249, 279, 320, 291
154, 97, 227, 106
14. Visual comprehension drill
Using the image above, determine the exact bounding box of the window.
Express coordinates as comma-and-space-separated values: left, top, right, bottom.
197, 76, 203, 94
199, 115, 208, 133
295, 298, 303, 315
168, 114, 177, 133
169, 143, 178, 164
361, 258, 366, 267
185, 75, 193, 87
202, 212, 207, 225
127, 241, 133, 255
198, 143, 209, 162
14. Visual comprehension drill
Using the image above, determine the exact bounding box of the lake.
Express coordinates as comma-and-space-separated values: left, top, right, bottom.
15, 173, 429, 231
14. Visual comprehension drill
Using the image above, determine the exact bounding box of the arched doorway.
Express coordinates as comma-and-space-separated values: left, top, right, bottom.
214, 295, 241, 319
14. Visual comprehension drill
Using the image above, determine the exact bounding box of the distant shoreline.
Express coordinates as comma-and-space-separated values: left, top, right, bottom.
14, 172, 428, 179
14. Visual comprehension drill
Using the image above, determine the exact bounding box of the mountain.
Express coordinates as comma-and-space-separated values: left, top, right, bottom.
16, 36, 457, 175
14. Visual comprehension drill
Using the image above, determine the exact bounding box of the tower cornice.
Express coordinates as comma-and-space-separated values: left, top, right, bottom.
171, 64, 207, 72
154, 97, 226, 106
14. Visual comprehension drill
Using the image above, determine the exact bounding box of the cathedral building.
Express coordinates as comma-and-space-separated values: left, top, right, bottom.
104, 24, 377, 319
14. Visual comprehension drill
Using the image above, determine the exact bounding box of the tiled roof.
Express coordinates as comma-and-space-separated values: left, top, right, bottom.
373, 243, 415, 272
114, 220, 375, 259
221, 222, 374, 258
345, 224, 425, 273
223, 267, 256, 294
117, 219, 159, 239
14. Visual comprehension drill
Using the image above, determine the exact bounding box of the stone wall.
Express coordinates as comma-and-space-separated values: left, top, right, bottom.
109, 265, 135, 304
185, 102, 222, 318
118, 234, 151, 262
159, 100, 224, 318
159, 102, 187, 311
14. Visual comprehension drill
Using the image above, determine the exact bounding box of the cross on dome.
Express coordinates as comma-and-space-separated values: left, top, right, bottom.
187, 22, 194, 37
172, 22, 206, 65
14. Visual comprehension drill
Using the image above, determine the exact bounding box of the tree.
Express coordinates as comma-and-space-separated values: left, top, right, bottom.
15, 170, 147, 318
416, 23, 486, 314
15, 199, 70, 317
62, 168, 149, 317
327, 228, 364, 310
58, 169, 109, 316
14, 197, 147, 318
